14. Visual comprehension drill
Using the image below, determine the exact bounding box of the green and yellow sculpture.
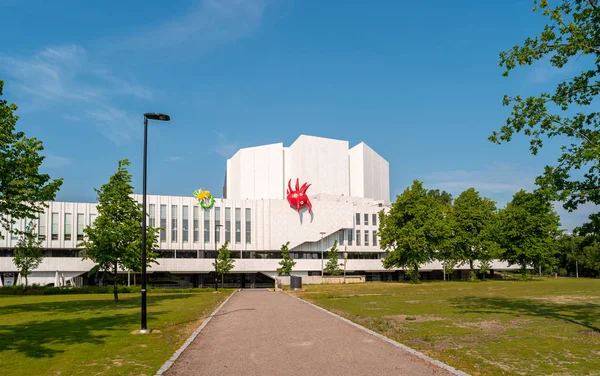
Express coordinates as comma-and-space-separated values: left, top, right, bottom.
194, 189, 215, 209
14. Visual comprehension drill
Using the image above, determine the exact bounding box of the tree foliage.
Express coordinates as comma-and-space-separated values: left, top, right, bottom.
214, 240, 235, 288
491, 1, 600, 211
78, 159, 159, 301
13, 222, 44, 287
451, 188, 498, 280
324, 240, 342, 276
277, 241, 296, 276
427, 189, 453, 205
379, 180, 451, 283
0, 80, 63, 238
573, 214, 600, 274
496, 190, 561, 277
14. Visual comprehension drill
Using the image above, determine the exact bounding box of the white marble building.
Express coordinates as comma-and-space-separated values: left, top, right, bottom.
0, 135, 514, 287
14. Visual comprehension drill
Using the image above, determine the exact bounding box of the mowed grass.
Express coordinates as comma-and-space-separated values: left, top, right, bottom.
0, 290, 232, 376
292, 279, 600, 376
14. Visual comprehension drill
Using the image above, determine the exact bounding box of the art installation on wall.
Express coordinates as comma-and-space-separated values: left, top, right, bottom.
287, 178, 312, 213
193, 189, 215, 209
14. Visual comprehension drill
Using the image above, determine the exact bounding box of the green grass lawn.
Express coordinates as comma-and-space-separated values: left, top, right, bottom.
292, 279, 600, 376
0, 290, 232, 376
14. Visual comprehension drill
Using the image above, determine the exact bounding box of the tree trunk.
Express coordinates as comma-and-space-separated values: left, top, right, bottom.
114, 262, 119, 302
469, 259, 475, 281
221, 273, 224, 289
25, 275, 28, 287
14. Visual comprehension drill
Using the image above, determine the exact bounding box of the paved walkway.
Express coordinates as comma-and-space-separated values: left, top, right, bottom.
165, 290, 454, 376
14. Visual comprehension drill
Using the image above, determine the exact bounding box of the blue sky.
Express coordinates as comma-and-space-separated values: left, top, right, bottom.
1, 0, 596, 231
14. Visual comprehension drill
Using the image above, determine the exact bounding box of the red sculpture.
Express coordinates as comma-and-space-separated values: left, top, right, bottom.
287, 178, 312, 213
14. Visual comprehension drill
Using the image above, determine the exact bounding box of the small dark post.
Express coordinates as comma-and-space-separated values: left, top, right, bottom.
141, 113, 170, 333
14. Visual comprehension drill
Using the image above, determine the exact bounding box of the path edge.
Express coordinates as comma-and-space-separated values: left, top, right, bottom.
155, 290, 239, 376
287, 292, 470, 376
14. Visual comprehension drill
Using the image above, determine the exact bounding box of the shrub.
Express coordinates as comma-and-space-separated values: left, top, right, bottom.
0, 285, 215, 295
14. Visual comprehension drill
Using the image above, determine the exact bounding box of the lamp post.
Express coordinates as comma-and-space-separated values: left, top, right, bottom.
319, 232, 326, 277
141, 112, 170, 334
343, 246, 347, 284
214, 224, 223, 291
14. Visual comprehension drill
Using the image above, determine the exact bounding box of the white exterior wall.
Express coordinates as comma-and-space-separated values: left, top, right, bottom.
226, 143, 284, 200
0, 194, 387, 279
349, 143, 390, 204
225, 135, 385, 202
284, 135, 350, 198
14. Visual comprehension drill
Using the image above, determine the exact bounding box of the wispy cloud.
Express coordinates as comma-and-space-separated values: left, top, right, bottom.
42, 153, 72, 169
422, 162, 600, 232
116, 0, 277, 55
0, 45, 152, 144
527, 57, 578, 84
213, 132, 239, 158
166, 156, 182, 162
554, 202, 600, 233
63, 114, 81, 121
423, 162, 536, 199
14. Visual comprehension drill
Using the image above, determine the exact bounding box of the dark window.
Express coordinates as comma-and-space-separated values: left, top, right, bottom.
160, 205, 167, 242
225, 208, 231, 242
182, 206, 189, 242
235, 208, 241, 243
171, 205, 178, 242
245, 208, 251, 244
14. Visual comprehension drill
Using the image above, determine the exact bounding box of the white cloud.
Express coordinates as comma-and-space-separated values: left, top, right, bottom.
0, 45, 152, 144
423, 162, 536, 200
554, 202, 600, 233
42, 153, 72, 169
166, 156, 182, 162
117, 0, 277, 54
213, 132, 239, 158
422, 162, 600, 232
63, 114, 81, 121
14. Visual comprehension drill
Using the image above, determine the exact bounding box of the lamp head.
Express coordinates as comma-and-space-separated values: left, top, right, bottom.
144, 113, 170, 121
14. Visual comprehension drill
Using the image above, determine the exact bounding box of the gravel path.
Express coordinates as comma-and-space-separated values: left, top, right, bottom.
165, 289, 455, 376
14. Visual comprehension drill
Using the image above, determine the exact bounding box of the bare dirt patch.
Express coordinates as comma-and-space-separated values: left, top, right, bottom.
578, 330, 600, 337
385, 315, 445, 323
454, 319, 530, 333
528, 295, 599, 304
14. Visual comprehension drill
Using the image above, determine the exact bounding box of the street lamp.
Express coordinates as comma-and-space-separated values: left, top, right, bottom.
343, 246, 347, 283
214, 224, 223, 291
319, 232, 326, 277
140, 112, 170, 334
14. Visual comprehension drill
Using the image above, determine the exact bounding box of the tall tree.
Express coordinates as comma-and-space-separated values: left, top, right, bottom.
324, 240, 342, 276
277, 241, 296, 276
490, 1, 600, 211
214, 240, 235, 288
496, 190, 562, 277
78, 159, 159, 302
0, 80, 63, 237
427, 189, 453, 205
379, 180, 451, 283
452, 188, 499, 280
574, 214, 600, 275
12, 222, 44, 287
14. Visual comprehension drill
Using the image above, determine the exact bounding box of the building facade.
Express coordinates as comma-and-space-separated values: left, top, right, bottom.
0, 135, 514, 287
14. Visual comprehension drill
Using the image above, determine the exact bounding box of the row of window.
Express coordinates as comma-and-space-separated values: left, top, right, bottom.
336, 229, 377, 247
0, 248, 384, 259
355, 213, 378, 226
148, 204, 252, 244
8, 213, 97, 241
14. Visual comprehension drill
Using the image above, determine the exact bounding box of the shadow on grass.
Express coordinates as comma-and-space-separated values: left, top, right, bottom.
0, 293, 197, 316
0, 311, 139, 358
450, 296, 600, 333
